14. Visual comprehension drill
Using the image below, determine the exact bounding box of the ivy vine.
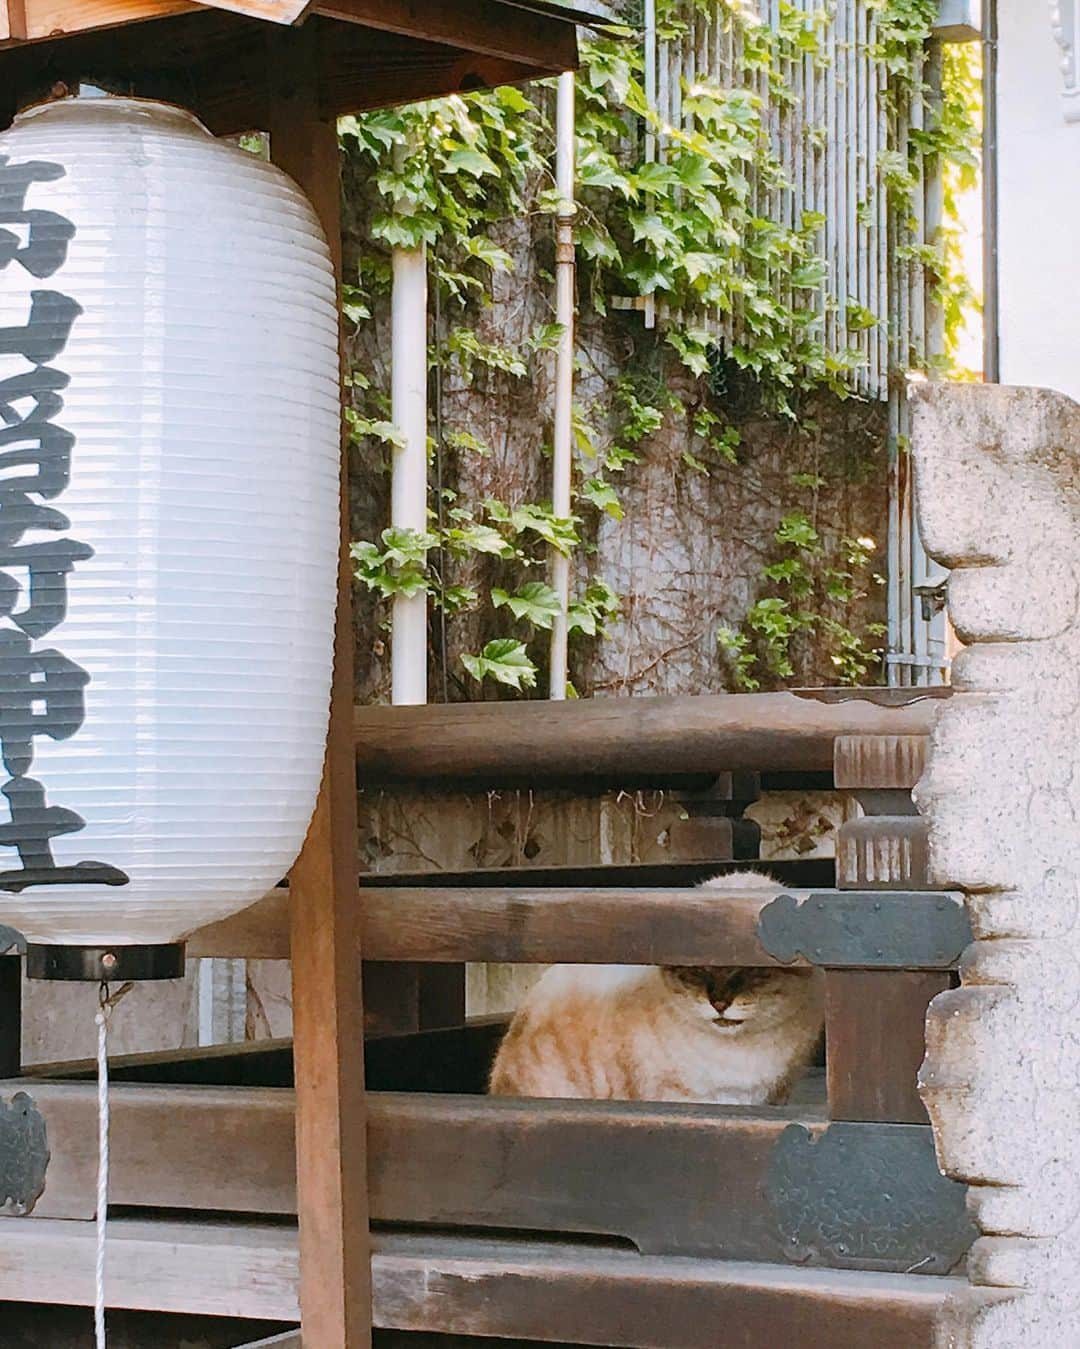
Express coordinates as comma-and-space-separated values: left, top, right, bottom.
344, 0, 980, 696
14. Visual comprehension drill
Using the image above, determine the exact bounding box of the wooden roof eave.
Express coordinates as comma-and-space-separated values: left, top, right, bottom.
0, 0, 589, 64
0, 0, 584, 129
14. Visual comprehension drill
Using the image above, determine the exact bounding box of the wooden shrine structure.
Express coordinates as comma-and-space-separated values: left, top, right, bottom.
0, 5, 1039, 1349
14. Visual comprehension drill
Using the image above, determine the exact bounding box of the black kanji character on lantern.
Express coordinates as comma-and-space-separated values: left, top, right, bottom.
0, 156, 76, 280
0, 629, 89, 778
0, 291, 82, 367
0, 777, 128, 893
0, 367, 69, 429
0, 537, 95, 638
0, 155, 129, 893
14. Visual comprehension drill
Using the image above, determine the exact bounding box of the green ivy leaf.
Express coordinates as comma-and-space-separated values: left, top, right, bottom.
491, 581, 563, 628
462, 639, 538, 691
581, 477, 623, 519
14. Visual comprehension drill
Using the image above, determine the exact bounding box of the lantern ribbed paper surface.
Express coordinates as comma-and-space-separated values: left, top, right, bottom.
0, 96, 340, 946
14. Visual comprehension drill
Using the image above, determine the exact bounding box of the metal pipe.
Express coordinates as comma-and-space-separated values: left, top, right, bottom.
982, 0, 1000, 382
391, 239, 429, 706
643, 0, 657, 329
549, 70, 576, 701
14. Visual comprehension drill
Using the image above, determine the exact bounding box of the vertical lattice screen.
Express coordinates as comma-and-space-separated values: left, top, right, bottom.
644, 0, 951, 683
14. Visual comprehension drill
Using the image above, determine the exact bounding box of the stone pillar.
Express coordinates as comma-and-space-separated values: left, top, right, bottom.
911, 381, 1080, 1343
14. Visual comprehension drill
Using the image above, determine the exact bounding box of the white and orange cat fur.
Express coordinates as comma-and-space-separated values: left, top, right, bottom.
489, 871, 824, 1105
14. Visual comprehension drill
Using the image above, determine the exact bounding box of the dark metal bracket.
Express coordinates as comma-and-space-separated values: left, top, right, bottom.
757, 891, 972, 969
766, 1121, 975, 1274
0, 1090, 48, 1217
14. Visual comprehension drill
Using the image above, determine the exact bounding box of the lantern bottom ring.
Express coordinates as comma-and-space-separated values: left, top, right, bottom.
26, 943, 186, 982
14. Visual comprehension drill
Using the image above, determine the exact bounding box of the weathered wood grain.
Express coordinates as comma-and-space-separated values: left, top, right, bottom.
13, 1082, 969, 1275
0, 1219, 996, 1344
312, 0, 578, 67
268, 60, 371, 1349
354, 691, 942, 787
368, 1234, 994, 1349
833, 734, 928, 789
826, 970, 952, 1123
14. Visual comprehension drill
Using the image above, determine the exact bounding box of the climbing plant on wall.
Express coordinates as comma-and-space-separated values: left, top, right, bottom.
345, 0, 979, 696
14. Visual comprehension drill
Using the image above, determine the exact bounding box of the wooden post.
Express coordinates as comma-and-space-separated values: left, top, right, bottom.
825, 970, 951, 1123
268, 40, 372, 1349
0, 956, 20, 1078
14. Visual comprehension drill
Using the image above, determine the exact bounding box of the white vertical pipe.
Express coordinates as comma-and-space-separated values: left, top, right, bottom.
390, 242, 428, 706
643, 0, 657, 330
549, 70, 576, 702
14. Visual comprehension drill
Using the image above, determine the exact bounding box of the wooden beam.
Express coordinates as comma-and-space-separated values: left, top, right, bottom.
311, 0, 578, 68
0, 1217, 300, 1320
353, 692, 942, 788
0, 0, 193, 49
268, 38, 371, 1349
0, 1219, 996, 1342
358, 885, 970, 968
0, 955, 19, 1077
0, 13, 567, 139
359, 885, 799, 965
369, 1234, 990, 1349
825, 971, 952, 1124
11, 1083, 970, 1277
187, 869, 969, 966
1, 0, 28, 42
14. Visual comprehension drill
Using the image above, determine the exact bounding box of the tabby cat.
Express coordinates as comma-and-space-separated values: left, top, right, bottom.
488, 870, 824, 1104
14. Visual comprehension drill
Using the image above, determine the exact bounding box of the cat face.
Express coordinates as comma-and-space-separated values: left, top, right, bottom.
663, 964, 822, 1034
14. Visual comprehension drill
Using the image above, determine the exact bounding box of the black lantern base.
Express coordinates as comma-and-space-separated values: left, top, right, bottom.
26, 943, 185, 982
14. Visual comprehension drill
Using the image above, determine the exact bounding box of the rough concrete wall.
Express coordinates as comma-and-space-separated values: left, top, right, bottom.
343, 157, 889, 704
911, 382, 1080, 1342
21, 966, 198, 1067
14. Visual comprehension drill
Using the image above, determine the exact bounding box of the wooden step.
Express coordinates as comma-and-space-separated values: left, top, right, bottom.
0, 1219, 995, 1347
354, 690, 944, 788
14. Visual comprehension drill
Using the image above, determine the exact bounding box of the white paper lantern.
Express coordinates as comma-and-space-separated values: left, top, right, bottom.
0, 95, 340, 959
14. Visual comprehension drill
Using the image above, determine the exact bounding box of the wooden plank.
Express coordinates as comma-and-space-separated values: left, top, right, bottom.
14, 1082, 971, 1277
237, 1333, 302, 1348
0, 1217, 300, 1320
267, 44, 371, 1349
0, 0, 193, 48
353, 692, 943, 788
0, 954, 19, 1077
14, 1082, 296, 1220
0, 14, 568, 138
188, 887, 290, 960
361, 885, 794, 965
312, 0, 578, 68
1, 0, 28, 42
187, 862, 837, 963
826, 971, 952, 1124
188, 871, 969, 967
359, 885, 968, 968
369, 1234, 990, 1349
0, 1219, 992, 1342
